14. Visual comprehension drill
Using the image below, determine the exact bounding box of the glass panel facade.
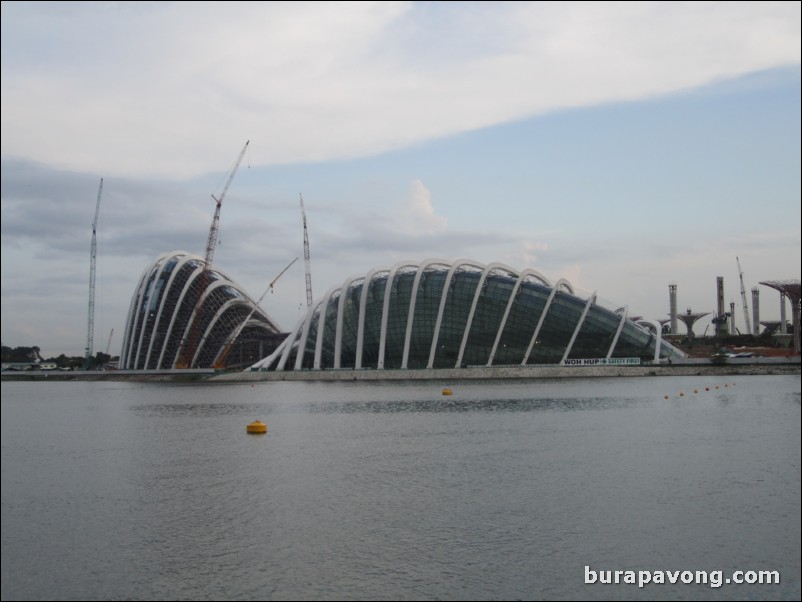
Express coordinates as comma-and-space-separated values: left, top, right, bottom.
229, 259, 688, 372
433, 266, 482, 368
407, 266, 448, 369
494, 282, 549, 365
463, 271, 515, 366
339, 279, 363, 369
528, 293, 584, 364
319, 291, 340, 368
384, 268, 416, 369
567, 304, 619, 359
361, 273, 388, 368
122, 252, 281, 370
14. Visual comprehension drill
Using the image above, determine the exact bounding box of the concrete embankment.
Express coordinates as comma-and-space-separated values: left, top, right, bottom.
3, 359, 799, 383
213, 362, 800, 382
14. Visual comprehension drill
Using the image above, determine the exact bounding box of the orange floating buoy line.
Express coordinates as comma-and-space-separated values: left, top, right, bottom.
442, 388, 453, 396
246, 420, 267, 434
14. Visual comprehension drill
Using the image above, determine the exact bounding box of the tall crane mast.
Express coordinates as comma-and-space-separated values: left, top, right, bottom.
213, 257, 298, 369
300, 194, 313, 307
177, 140, 249, 368
84, 178, 103, 371
737, 256, 751, 335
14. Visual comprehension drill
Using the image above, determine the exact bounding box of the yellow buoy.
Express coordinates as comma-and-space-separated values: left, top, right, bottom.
246, 420, 267, 434
442, 388, 453, 396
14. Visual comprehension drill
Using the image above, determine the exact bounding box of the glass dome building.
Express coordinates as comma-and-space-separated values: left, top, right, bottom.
251, 258, 685, 372
119, 251, 282, 370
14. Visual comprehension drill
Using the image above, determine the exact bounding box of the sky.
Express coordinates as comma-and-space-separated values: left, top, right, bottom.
1, 1, 800, 359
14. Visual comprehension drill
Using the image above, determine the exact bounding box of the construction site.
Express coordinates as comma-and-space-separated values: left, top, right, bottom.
70, 141, 800, 376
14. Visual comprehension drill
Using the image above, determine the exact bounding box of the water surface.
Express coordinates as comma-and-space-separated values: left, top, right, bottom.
2, 376, 800, 600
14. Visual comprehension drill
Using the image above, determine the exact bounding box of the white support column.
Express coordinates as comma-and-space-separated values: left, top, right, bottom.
121, 257, 160, 368
606, 306, 629, 359
355, 268, 387, 369
132, 263, 168, 370
165, 263, 207, 368
401, 259, 449, 369
456, 263, 515, 368
334, 276, 362, 369
294, 299, 322, 370
145, 253, 194, 369
378, 262, 417, 369
522, 278, 574, 365
561, 292, 596, 364
427, 259, 478, 369
636, 319, 663, 363
277, 316, 308, 370
487, 269, 551, 366
313, 287, 338, 369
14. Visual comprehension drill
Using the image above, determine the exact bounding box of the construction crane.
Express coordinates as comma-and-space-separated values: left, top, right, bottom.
177, 140, 249, 368
105, 328, 115, 356
213, 257, 299, 369
737, 256, 751, 335
84, 178, 103, 371
300, 194, 313, 307
204, 140, 250, 270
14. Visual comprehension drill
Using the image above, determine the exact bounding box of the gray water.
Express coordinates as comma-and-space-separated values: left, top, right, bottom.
1, 376, 799, 601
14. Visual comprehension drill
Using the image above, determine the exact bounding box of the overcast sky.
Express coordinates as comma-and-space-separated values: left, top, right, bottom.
2, 1, 800, 359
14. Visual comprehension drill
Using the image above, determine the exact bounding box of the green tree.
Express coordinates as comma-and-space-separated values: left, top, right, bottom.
1, 346, 42, 363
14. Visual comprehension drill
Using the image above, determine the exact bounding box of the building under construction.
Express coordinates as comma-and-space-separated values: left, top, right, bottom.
118, 250, 284, 370
116, 142, 796, 371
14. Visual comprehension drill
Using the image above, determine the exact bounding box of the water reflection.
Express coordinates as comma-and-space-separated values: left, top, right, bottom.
128, 402, 263, 417
305, 395, 643, 414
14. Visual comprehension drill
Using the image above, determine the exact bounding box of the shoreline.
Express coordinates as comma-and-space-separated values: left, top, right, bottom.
3, 361, 799, 383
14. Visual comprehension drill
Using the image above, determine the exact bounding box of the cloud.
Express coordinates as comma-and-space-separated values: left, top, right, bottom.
395, 179, 448, 235
522, 240, 549, 265
2, 2, 799, 178
1, 3, 799, 357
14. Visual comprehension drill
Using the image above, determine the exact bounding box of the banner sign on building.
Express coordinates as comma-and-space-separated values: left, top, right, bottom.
562, 357, 641, 366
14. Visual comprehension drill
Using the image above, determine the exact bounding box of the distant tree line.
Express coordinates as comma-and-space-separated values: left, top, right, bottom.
1, 345, 117, 370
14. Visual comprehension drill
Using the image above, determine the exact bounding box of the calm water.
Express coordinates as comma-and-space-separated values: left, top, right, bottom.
1, 376, 800, 601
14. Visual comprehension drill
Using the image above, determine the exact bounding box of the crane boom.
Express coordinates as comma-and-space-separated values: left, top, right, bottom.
213, 257, 299, 369
205, 140, 249, 268
300, 194, 313, 307
177, 141, 249, 368
105, 328, 114, 356
85, 178, 103, 370
737, 256, 751, 335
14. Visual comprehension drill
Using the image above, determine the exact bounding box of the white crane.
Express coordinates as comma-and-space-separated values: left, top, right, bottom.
737, 256, 751, 335
85, 178, 103, 370
300, 194, 313, 307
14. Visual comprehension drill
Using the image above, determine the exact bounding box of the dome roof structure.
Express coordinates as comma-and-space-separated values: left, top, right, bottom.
120, 251, 282, 370
251, 258, 685, 372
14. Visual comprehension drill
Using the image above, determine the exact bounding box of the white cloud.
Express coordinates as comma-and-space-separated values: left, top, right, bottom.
2, 1, 799, 178
395, 179, 448, 235
1, 2, 799, 357
522, 240, 549, 265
